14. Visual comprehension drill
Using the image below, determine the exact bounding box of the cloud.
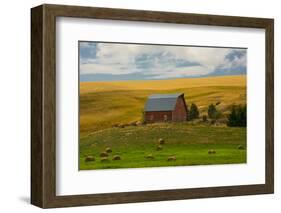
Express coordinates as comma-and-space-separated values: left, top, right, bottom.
210, 49, 247, 76
79, 41, 246, 81
79, 42, 98, 64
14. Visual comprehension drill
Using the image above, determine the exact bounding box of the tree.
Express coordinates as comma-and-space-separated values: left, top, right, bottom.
208, 104, 217, 119
189, 103, 199, 120
208, 104, 216, 119
202, 115, 208, 122
238, 105, 247, 126
227, 105, 247, 127
208, 104, 222, 120
227, 106, 237, 126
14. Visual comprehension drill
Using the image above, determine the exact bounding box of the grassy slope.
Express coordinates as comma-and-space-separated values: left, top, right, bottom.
80, 123, 246, 170
80, 75, 246, 136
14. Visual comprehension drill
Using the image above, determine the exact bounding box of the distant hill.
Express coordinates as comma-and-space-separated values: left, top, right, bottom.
203, 68, 246, 77
80, 66, 246, 82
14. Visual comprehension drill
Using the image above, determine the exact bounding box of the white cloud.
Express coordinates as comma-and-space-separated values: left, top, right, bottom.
221, 52, 246, 70
79, 42, 245, 79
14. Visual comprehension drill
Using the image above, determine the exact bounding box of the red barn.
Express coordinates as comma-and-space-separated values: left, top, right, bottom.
144, 93, 188, 123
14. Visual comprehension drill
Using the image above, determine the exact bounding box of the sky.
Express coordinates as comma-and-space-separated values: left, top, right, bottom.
79, 41, 247, 82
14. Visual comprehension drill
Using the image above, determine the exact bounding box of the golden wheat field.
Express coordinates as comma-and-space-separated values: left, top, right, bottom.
80, 75, 246, 93
80, 75, 246, 136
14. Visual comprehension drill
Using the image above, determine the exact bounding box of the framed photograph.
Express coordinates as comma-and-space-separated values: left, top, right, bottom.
31, 4, 274, 208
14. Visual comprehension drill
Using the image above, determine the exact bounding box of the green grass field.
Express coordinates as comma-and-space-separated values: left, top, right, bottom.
79, 75, 246, 170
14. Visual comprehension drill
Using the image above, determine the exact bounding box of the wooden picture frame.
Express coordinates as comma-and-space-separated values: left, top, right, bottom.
31, 4, 274, 208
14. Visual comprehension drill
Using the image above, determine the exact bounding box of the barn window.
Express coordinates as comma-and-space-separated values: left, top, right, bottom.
164, 114, 168, 121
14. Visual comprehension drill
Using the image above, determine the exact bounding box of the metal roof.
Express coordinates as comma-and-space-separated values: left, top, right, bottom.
144, 93, 183, 112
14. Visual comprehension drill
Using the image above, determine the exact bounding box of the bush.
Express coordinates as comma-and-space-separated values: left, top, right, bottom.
208, 104, 221, 119
227, 105, 247, 127
202, 115, 208, 122
141, 109, 145, 123
210, 119, 216, 125
189, 103, 199, 120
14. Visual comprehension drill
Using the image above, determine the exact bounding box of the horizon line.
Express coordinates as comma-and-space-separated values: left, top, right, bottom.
80, 74, 246, 83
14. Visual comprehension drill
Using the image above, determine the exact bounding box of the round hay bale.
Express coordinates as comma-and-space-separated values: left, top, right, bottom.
129, 121, 137, 126
136, 121, 145, 126
238, 145, 245, 150
158, 138, 165, 145
145, 154, 154, 160
118, 124, 125, 128
156, 145, 163, 151
100, 157, 109, 162
112, 155, 121, 160
100, 152, 109, 157
85, 156, 95, 162
167, 156, 176, 161
105, 147, 112, 153
208, 149, 216, 154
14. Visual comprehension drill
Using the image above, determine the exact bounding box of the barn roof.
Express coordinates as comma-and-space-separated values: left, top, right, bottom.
144, 93, 184, 112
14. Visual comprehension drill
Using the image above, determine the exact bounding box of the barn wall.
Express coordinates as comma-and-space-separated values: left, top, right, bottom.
145, 111, 172, 123
172, 97, 187, 121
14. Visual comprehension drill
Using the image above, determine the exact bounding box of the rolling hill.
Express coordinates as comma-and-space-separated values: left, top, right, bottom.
80, 75, 246, 136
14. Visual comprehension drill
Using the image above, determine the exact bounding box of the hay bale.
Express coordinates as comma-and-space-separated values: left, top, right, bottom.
167, 156, 176, 161
129, 121, 137, 126
145, 154, 154, 160
100, 157, 109, 162
112, 155, 121, 160
118, 124, 125, 128
105, 147, 112, 153
85, 156, 95, 162
208, 149, 216, 154
159, 138, 165, 145
156, 145, 163, 151
136, 121, 142, 126
100, 152, 109, 157
238, 145, 245, 150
